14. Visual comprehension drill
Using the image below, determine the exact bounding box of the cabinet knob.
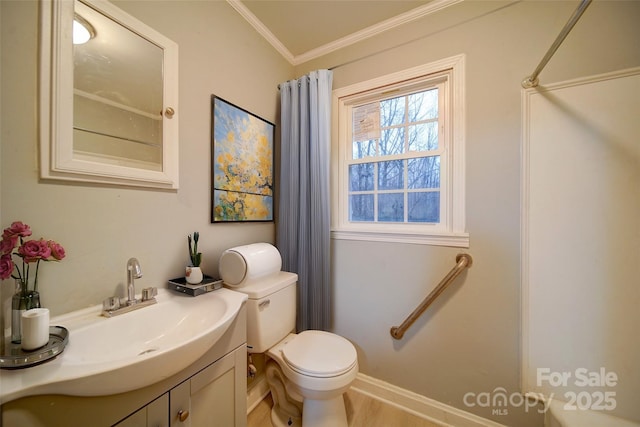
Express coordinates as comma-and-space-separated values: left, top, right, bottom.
178, 409, 190, 422
165, 107, 175, 118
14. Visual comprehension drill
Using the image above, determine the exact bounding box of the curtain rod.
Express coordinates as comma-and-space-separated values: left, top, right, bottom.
278, 74, 311, 90
522, 0, 592, 88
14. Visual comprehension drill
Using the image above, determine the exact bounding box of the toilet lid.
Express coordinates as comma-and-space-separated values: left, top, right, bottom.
282, 330, 357, 378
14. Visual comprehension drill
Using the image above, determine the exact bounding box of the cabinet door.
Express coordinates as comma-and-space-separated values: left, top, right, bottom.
113, 407, 146, 427
168, 346, 246, 427
190, 355, 235, 425
169, 381, 191, 427
190, 347, 247, 427
113, 393, 169, 427
147, 393, 169, 427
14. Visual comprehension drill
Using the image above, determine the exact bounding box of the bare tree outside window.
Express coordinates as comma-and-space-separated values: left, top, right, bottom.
349, 87, 441, 223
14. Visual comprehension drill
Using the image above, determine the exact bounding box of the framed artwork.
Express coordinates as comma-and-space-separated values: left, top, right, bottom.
211, 96, 275, 222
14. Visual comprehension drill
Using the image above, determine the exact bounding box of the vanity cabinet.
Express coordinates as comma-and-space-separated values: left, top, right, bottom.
1, 306, 247, 427
172, 349, 239, 427
113, 346, 243, 427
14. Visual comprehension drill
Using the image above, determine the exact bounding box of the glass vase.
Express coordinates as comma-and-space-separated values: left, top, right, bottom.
11, 280, 41, 344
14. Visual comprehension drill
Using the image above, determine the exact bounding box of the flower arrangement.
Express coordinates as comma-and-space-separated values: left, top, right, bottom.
0, 221, 66, 293
187, 232, 201, 267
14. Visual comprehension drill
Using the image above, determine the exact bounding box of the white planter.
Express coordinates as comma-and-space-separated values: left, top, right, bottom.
185, 266, 203, 284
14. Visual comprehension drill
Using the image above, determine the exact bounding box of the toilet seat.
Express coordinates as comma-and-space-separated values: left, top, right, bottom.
282, 330, 357, 378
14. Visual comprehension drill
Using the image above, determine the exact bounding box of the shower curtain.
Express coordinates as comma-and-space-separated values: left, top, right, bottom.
277, 69, 333, 331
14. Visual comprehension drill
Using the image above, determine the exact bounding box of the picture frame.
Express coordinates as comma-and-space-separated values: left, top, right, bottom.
211, 96, 275, 222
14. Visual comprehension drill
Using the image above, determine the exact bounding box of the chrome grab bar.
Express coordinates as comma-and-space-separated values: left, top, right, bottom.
390, 253, 472, 340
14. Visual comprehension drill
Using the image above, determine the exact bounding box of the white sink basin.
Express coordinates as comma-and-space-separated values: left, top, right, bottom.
0, 288, 247, 404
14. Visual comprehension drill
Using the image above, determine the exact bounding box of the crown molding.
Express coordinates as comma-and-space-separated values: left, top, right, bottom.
225, 0, 296, 64
228, 0, 463, 66
294, 0, 463, 65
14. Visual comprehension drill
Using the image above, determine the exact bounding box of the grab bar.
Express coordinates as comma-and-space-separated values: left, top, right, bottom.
390, 253, 472, 340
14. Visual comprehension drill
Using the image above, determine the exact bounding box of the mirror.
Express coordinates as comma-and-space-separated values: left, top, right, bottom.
73, 1, 164, 172
40, 0, 179, 189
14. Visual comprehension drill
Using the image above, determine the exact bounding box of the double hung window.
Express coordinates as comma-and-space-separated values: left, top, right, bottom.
333, 56, 467, 247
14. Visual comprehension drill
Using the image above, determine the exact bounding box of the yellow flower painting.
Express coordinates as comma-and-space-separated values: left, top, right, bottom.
212, 96, 274, 222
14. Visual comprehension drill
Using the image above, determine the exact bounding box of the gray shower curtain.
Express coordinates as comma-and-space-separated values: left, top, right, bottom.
277, 69, 333, 331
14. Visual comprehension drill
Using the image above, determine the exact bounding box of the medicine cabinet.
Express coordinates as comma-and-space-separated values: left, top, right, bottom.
39, 0, 179, 189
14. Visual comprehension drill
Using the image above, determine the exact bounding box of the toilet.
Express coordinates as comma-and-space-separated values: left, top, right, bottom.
219, 243, 358, 427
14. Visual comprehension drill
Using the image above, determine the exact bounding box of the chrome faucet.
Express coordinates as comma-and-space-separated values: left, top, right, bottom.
126, 257, 142, 306
101, 258, 157, 318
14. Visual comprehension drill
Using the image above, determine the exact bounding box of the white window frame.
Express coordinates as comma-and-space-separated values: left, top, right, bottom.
331, 54, 468, 247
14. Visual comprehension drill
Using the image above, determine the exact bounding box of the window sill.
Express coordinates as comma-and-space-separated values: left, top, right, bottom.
331, 228, 469, 247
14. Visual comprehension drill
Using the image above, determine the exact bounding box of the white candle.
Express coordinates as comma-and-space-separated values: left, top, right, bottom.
21, 308, 50, 351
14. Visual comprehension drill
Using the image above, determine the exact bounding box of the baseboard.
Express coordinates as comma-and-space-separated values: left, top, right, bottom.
246, 371, 506, 426
351, 373, 506, 427
247, 374, 270, 414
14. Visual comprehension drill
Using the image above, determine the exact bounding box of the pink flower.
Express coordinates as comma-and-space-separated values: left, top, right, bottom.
18, 239, 51, 263
48, 240, 66, 260
0, 254, 12, 280
0, 235, 17, 255
1, 221, 66, 293
2, 221, 32, 239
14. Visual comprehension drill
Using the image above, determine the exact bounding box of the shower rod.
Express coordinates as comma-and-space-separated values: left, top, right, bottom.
522, 0, 592, 89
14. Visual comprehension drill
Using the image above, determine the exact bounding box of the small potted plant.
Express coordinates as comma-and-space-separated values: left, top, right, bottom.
186, 232, 203, 284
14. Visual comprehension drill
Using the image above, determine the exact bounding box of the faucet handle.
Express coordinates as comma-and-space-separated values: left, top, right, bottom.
103, 296, 120, 311
142, 287, 157, 301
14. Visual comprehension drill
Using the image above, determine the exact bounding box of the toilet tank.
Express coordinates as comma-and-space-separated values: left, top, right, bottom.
219, 243, 297, 353
232, 272, 297, 353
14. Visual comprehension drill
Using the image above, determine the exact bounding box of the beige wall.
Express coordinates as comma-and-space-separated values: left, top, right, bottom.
0, 0, 292, 323
296, 1, 640, 426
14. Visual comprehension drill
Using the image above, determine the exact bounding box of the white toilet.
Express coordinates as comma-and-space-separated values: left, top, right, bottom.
219, 243, 358, 427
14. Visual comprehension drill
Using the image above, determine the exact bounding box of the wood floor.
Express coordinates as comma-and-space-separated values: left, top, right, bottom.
248, 389, 444, 427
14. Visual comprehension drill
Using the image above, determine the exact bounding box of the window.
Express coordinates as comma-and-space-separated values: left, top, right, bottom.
332, 55, 467, 247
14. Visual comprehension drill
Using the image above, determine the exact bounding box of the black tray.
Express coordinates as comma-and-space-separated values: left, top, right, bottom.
168, 276, 223, 296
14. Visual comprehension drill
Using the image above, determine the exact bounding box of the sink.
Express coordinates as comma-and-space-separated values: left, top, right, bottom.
0, 288, 247, 404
